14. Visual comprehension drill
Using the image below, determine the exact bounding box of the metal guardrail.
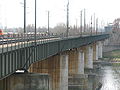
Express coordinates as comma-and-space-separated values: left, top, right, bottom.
0, 34, 109, 80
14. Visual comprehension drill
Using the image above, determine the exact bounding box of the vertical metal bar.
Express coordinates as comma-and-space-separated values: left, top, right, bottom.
11, 52, 14, 72
11, 36, 12, 51
15, 51, 17, 70
25, 47, 27, 69
34, 47, 36, 62
4, 54, 7, 76
18, 34, 20, 49
15, 34, 17, 49
21, 34, 23, 48
0, 54, 2, 78
2, 54, 5, 76
2, 35, 4, 53
17, 50, 20, 68
31, 47, 34, 63
24, 33, 25, 48
26, 48, 29, 69
7, 34, 8, 52
28, 47, 30, 68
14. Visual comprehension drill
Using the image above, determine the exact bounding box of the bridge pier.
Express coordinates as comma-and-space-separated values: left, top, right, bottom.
93, 43, 99, 61
84, 46, 93, 69
0, 73, 50, 90
98, 41, 103, 58
60, 53, 68, 90
68, 49, 79, 75
29, 52, 68, 90
78, 50, 85, 74
68, 48, 88, 90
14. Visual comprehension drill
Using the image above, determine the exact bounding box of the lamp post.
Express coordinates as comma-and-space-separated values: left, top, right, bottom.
35, 0, 37, 45
90, 16, 92, 35
80, 10, 82, 36
24, 0, 26, 33
48, 11, 50, 36
66, 0, 69, 37
84, 9, 86, 33
96, 18, 98, 35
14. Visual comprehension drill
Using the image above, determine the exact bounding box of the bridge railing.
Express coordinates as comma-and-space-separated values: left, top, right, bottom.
0, 33, 109, 54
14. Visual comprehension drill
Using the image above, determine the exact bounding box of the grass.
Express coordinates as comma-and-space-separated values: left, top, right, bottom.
103, 49, 120, 58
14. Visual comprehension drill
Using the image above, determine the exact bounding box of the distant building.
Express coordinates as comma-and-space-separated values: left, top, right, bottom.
104, 23, 113, 33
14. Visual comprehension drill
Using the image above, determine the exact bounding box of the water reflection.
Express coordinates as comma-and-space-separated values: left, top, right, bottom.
98, 65, 120, 90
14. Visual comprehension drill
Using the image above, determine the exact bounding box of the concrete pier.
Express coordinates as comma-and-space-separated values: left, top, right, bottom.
0, 73, 50, 90
85, 46, 93, 69
68, 50, 79, 75
29, 52, 68, 90
78, 50, 84, 74
98, 41, 103, 58
93, 43, 98, 61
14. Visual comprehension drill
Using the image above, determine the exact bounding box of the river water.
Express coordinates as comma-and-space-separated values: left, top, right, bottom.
95, 64, 120, 90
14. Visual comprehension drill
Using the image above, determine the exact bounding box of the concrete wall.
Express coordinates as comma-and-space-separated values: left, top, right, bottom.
0, 73, 50, 90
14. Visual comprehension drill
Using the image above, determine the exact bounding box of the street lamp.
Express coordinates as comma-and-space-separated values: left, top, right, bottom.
90, 16, 92, 35
48, 11, 50, 36
35, 0, 37, 45
24, 0, 26, 33
80, 10, 82, 36
66, 0, 69, 37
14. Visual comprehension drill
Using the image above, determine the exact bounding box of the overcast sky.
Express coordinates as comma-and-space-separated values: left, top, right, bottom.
0, 0, 120, 28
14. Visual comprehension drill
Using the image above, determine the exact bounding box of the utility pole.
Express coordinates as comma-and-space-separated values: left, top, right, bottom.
84, 9, 86, 33
94, 13, 95, 33
35, 0, 37, 45
96, 18, 98, 35
76, 19, 78, 29
66, 0, 69, 37
24, 0, 26, 33
80, 10, 82, 36
91, 16, 92, 35
48, 11, 50, 36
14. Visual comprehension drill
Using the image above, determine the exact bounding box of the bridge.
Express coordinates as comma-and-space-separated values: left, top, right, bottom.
0, 34, 109, 90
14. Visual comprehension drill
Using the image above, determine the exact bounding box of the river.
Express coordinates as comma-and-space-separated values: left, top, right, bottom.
91, 64, 120, 90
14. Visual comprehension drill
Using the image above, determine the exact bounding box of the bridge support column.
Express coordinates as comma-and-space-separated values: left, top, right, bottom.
60, 53, 68, 90
29, 52, 68, 90
68, 48, 88, 90
78, 50, 84, 74
85, 46, 93, 69
93, 43, 98, 61
68, 50, 79, 75
98, 41, 103, 58
68, 49, 85, 75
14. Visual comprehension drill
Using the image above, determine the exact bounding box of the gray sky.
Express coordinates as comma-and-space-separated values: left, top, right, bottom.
0, 0, 120, 28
